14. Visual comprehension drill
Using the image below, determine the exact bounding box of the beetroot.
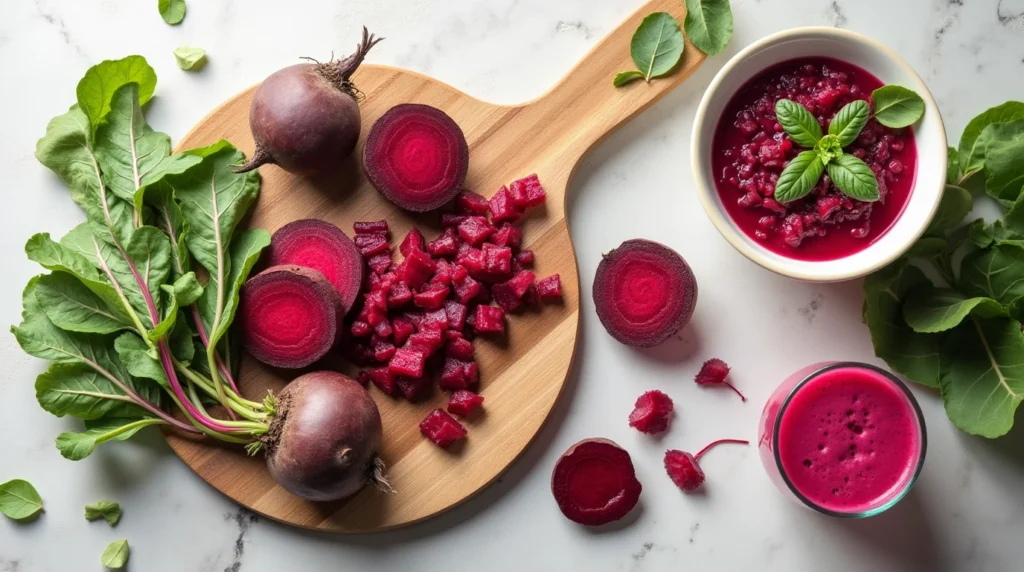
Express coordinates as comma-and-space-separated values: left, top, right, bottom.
447, 390, 484, 417
266, 219, 363, 314
264, 371, 389, 501
240, 266, 340, 369
237, 28, 382, 175
536, 274, 562, 302
473, 305, 505, 334
593, 240, 696, 348
551, 439, 642, 526
456, 190, 490, 214
488, 185, 522, 224
420, 408, 467, 447
695, 358, 746, 401
664, 439, 749, 492
363, 104, 469, 212
628, 390, 674, 435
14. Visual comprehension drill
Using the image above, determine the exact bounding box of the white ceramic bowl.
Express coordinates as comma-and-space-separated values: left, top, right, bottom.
691, 27, 946, 282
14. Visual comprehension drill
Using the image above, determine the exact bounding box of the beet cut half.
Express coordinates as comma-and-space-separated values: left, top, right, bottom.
551, 438, 642, 526
266, 219, 364, 314
592, 239, 697, 348
239, 265, 340, 369
363, 104, 469, 212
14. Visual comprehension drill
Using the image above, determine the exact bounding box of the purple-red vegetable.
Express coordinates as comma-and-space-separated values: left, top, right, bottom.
266, 219, 364, 314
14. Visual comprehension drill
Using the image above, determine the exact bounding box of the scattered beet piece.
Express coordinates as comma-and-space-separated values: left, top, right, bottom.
664, 439, 749, 492
389, 348, 426, 378
474, 305, 505, 334
489, 185, 523, 224
354, 232, 390, 257
447, 390, 485, 417
441, 213, 469, 227
363, 104, 469, 212
354, 220, 389, 235
593, 239, 696, 348
551, 439, 642, 526
628, 390, 674, 435
400, 228, 426, 257
266, 219, 363, 314
458, 216, 496, 246
366, 366, 398, 396
509, 173, 547, 208
445, 336, 475, 361
427, 227, 460, 258
536, 274, 562, 302
413, 283, 449, 309
396, 376, 432, 402
239, 265, 340, 369
420, 408, 467, 447
694, 358, 746, 401
456, 190, 490, 215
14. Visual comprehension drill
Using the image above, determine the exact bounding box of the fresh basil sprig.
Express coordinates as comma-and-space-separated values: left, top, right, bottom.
614, 12, 685, 87
871, 85, 925, 128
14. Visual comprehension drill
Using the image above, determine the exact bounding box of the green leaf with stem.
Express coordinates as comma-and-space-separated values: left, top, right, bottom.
903, 287, 1005, 333
100, 538, 130, 569
683, 0, 733, 56
76, 56, 157, 133
613, 71, 645, 87
85, 500, 121, 526
628, 12, 684, 82
774, 151, 824, 203
947, 147, 960, 184
0, 479, 43, 520
35, 272, 131, 335
978, 120, 1024, 205
35, 362, 146, 420
775, 99, 822, 148
828, 100, 870, 147
958, 101, 1024, 176
159, 0, 186, 25
826, 154, 879, 201
871, 85, 925, 128
959, 243, 1024, 305
925, 185, 973, 235
57, 417, 163, 461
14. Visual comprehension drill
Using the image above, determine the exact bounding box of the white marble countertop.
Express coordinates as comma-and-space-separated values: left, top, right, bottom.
2, 0, 1023, 571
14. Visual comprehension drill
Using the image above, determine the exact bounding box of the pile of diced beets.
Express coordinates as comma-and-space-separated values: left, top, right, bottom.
346, 174, 562, 447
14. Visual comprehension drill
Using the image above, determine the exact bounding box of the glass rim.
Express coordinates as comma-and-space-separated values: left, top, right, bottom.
771, 361, 928, 518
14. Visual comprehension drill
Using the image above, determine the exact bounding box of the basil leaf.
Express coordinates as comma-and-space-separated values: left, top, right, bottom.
629, 12, 685, 81
683, 0, 733, 56
828, 100, 870, 147
85, 500, 122, 526
959, 101, 1024, 175
174, 46, 206, 71
775, 99, 822, 147
101, 538, 130, 569
862, 260, 943, 388
960, 244, 1024, 305
813, 134, 843, 164
925, 184, 973, 235
0, 479, 43, 520
57, 417, 162, 461
158, 0, 186, 25
940, 317, 1024, 438
826, 154, 879, 201
774, 151, 823, 203
978, 120, 1024, 205
613, 71, 645, 87
947, 147, 960, 184
903, 287, 1004, 333
871, 85, 925, 128
76, 56, 157, 132
35, 272, 130, 335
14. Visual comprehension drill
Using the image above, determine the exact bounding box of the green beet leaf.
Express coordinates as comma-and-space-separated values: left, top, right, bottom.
940, 317, 1024, 438
76, 56, 157, 133
85, 500, 122, 526
826, 154, 879, 202
0, 479, 43, 520
958, 101, 1024, 176
57, 417, 162, 461
683, 0, 733, 56
960, 243, 1024, 305
174, 46, 207, 71
159, 0, 186, 25
978, 120, 1024, 205
903, 286, 1004, 333
101, 538, 130, 569
925, 184, 973, 235
947, 147, 960, 184
629, 12, 685, 82
870, 85, 925, 128
828, 100, 870, 147
35, 362, 144, 420
775, 99, 822, 148
35, 272, 130, 335
967, 218, 994, 249
114, 333, 168, 387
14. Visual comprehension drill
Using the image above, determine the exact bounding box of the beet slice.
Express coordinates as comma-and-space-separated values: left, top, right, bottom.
240, 265, 340, 369
551, 439, 642, 526
592, 239, 697, 348
362, 104, 469, 212
266, 219, 364, 314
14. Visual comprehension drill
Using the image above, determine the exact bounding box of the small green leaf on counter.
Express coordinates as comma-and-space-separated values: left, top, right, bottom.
683, 0, 733, 56
85, 500, 122, 526
159, 0, 186, 25
0, 479, 44, 520
613, 70, 645, 87
101, 538, 130, 569
615, 12, 684, 86
871, 85, 925, 128
174, 46, 206, 71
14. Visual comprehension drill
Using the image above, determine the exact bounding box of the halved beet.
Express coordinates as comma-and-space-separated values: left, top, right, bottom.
592, 239, 697, 348
551, 438, 642, 526
362, 104, 469, 212
266, 219, 363, 314
240, 265, 340, 368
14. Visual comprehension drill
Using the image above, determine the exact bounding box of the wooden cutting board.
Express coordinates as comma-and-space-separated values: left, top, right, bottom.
166, 0, 704, 532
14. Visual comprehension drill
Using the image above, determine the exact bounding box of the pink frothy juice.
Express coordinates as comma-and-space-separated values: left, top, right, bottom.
758, 362, 926, 517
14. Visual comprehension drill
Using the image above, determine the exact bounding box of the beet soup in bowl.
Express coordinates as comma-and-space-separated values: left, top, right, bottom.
691, 28, 945, 282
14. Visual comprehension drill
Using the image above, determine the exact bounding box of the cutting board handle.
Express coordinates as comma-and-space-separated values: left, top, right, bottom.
522, 0, 705, 181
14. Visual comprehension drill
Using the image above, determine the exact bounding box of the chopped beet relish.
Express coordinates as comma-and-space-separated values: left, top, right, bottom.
712, 57, 917, 261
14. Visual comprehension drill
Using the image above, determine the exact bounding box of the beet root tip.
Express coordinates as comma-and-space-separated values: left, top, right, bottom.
232, 144, 276, 173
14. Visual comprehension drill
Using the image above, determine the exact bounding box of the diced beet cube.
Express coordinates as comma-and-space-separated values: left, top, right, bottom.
354, 220, 389, 235
430, 259, 453, 285
464, 361, 479, 384
451, 264, 468, 282
355, 233, 389, 257
351, 320, 372, 337
392, 317, 415, 346
396, 376, 432, 402
491, 282, 522, 312
475, 284, 493, 305
536, 274, 562, 302
419, 409, 467, 447
403, 310, 425, 327
456, 190, 490, 215
444, 329, 464, 341
367, 252, 393, 275
457, 247, 486, 276
441, 213, 469, 227
455, 241, 473, 261
522, 283, 539, 305
439, 357, 472, 391
427, 227, 461, 258
414, 283, 449, 309
374, 319, 393, 339
367, 367, 398, 395
443, 299, 468, 331
387, 280, 413, 308
447, 390, 484, 417
457, 216, 496, 246
474, 305, 506, 334
491, 223, 523, 249
488, 185, 523, 224
389, 348, 426, 378
509, 173, 546, 208
399, 228, 426, 257
402, 249, 437, 289
407, 329, 444, 354
446, 336, 475, 361
483, 244, 513, 279
452, 273, 481, 304
373, 341, 396, 362
514, 250, 534, 266
420, 309, 450, 332
356, 371, 371, 387
506, 271, 536, 299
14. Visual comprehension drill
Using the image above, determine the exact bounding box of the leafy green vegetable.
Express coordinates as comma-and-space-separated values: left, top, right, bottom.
683, 0, 733, 56
775, 99, 823, 148
903, 287, 1004, 333
616, 12, 684, 85
925, 185, 973, 235
870, 85, 925, 128
34, 271, 130, 334
959, 244, 1024, 305
774, 151, 824, 203
947, 147, 960, 184
174, 46, 206, 71
958, 101, 1024, 176
158, 0, 186, 25
57, 417, 163, 461
101, 538, 130, 569
0, 479, 43, 520
76, 57, 157, 132
905, 236, 947, 259
828, 100, 870, 147
978, 120, 1024, 204
826, 154, 879, 201
85, 500, 122, 525
612, 71, 645, 87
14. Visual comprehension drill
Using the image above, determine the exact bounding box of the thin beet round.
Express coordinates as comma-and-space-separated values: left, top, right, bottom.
363, 104, 469, 212
264, 371, 390, 501
239, 265, 340, 369
593, 239, 697, 348
236, 28, 382, 175
267, 219, 364, 314
551, 438, 642, 526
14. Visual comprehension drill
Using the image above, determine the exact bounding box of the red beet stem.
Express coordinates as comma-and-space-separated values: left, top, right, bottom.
693, 439, 750, 461
725, 382, 746, 401
332, 27, 384, 85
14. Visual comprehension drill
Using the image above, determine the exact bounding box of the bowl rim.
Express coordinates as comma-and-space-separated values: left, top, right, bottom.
690, 26, 947, 282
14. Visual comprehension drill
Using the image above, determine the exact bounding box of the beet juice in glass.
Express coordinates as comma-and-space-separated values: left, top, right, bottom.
758, 362, 926, 517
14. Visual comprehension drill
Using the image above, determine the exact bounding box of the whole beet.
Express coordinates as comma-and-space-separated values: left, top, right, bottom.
264, 371, 390, 501
236, 28, 382, 175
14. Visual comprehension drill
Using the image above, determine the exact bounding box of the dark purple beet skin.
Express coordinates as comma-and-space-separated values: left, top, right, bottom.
264, 371, 388, 501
